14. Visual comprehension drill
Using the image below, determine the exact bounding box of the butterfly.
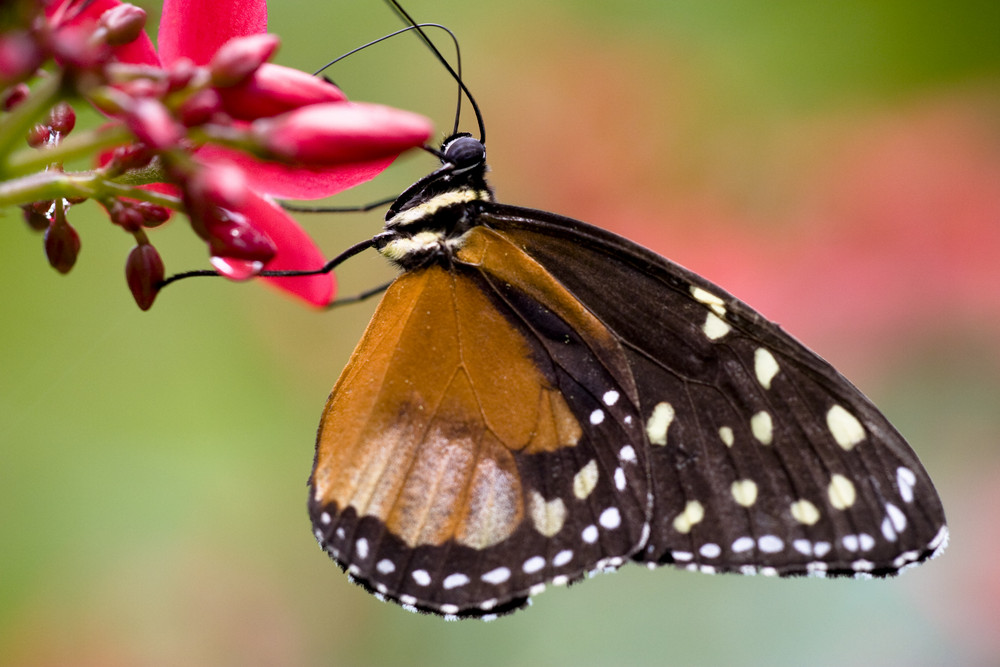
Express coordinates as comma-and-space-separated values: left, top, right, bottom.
305, 129, 948, 619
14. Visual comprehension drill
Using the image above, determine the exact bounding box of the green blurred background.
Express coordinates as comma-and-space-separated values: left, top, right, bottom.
3, 1, 999, 665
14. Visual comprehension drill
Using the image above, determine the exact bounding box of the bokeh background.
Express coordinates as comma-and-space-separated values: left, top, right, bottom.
2, 1, 999, 665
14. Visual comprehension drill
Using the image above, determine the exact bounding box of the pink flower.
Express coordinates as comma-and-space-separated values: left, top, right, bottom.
50, 0, 432, 307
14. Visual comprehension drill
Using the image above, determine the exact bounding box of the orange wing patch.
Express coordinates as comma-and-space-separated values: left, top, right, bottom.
312, 265, 580, 550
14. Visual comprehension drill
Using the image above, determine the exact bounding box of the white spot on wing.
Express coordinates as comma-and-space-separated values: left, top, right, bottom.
481, 567, 511, 585
897, 467, 917, 503
602, 390, 620, 406
581, 525, 598, 544
589, 408, 605, 425
699, 543, 722, 559
619, 445, 637, 463
412, 570, 431, 586
553, 550, 573, 567
523, 556, 545, 574
758, 535, 784, 553
443, 573, 470, 589
614, 467, 626, 490
599, 507, 622, 529
376, 559, 395, 574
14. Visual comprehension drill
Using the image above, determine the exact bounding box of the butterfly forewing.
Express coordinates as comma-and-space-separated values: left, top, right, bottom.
484, 204, 948, 577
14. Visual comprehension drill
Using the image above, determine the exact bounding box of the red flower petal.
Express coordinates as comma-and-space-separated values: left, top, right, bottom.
254, 102, 433, 167
217, 64, 347, 120
158, 0, 268, 66
196, 144, 397, 200
236, 192, 335, 306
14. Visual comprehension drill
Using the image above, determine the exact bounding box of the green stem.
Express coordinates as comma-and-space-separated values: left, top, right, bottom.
0, 169, 183, 210
3, 124, 134, 177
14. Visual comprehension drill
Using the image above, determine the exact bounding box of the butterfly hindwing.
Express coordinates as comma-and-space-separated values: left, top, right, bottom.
483, 203, 948, 578
310, 258, 650, 617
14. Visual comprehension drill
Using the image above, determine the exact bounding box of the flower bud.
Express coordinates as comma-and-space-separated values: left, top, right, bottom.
2, 83, 30, 111
106, 143, 154, 174
22, 205, 50, 231
124, 97, 182, 149
253, 102, 433, 166
27, 124, 51, 147
217, 64, 346, 120
178, 88, 222, 126
210, 34, 279, 88
108, 199, 145, 231
137, 201, 171, 227
0, 31, 44, 88
125, 243, 165, 310
44, 216, 81, 274
49, 102, 76, 135
202, 208, 276, 266
167, 58, 197, 91
99, 4, 148, 47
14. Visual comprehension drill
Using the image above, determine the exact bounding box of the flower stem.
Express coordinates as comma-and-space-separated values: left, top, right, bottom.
3, 124, 135, 178
0, 169, 183, 210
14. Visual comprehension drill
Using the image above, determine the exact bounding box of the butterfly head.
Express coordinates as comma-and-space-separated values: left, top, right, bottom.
440, 132, 486, 175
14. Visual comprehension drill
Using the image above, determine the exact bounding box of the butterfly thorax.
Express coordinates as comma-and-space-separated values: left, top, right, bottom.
377, 134, 495, 269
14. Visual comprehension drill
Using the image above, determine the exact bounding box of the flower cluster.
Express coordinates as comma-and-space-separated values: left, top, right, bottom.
0, 0, 433, 308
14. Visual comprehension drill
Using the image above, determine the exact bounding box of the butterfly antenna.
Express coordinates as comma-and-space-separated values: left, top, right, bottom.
313, 23, 457, 78
384, 0, 486, 144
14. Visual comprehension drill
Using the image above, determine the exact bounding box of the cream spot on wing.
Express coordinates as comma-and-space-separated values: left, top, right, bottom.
572, 460, 599, 500
828, 474, 857, 510
672, 500, 705, 534
826, 405, 865, 449
646, 402, 675, 446
750, 410, 773, 445
718, 426, 734, 447
790, 499, 821, 525
754, 348, 780, 389
690, 286, 727, 317
731, 479, 758, 507
702, 312, 731, 340
529, 490, 567, 537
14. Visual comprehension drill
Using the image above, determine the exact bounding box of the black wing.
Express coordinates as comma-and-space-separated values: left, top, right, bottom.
482, 203, 948, 578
